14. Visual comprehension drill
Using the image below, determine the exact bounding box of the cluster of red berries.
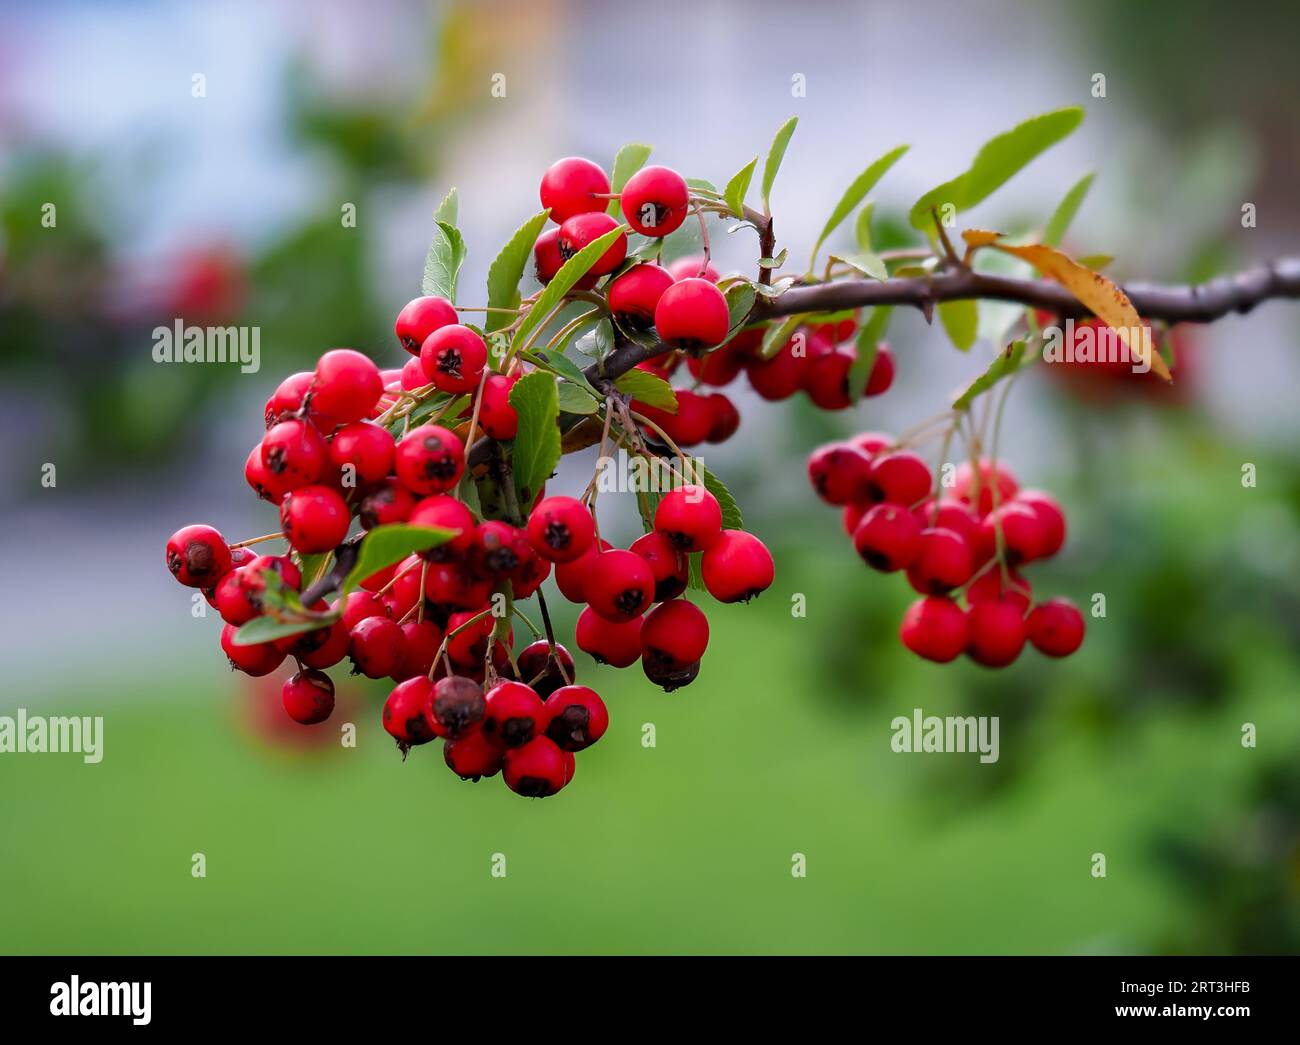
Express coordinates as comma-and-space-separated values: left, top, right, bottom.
807, 434, 1085, 667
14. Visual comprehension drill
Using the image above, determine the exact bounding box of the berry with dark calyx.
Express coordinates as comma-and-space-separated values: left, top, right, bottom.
867, 451, 932, 507
383, 677, 438, 751
803, 348, 856, 410
1017, 490, 1067, 558
265, 371, 313, 428
575, 606, 643, 667
533, 228, 566, 285
478, 373, 520, 440
482, 681, 550, 748
342, 590, 388, 630
282, 669, 335, 725
470, 520, 526, 578
395, 424, 464, 494
654, 277, 729, 350
640, 598, 709, 689
853, 504, 921, 572
643, 656, 700, 691
544, 685, 608, 751
349, 615, 407, 679
220, 623, 285, 677
511, 553, 551, 599
899, 596, 968, 663
1026, 598, 1085, 657
424, 675, 487, 739
906, 527, 975, 595
629, 531, 689, 602
701, 530, 774, 603
527, 495, 595, 564
358, 478, 416, 530
704, 393, 740, 443
395, 295, 457, 355
397, 619, 443, 680
423, 560, 491, 612
654, 484, 723, 552
978, 502, 1044, 565
540, 156, 610, 223
408, 494, 475, 560
965, 569, 1033, 613
807, 442, 874, 506
280, 485, 350, 553
166, 524, 232, 588
747, 336, 807, 401
517, 640, 576, 699
966, 599, 1027, 668
311, 348, 383, 423
557, 212, 627, 275
261, 419, 327, 490
245, 444, 290, 505
555, 538, 612, 603
585, 549, 655, 622
419, 324, 487, 395
328, 421, 395, 487
620, 165, 689, 236
292, 615, 350, 670
863, 344, 895, 397
503, 736, 573, 798
954, 458, 1019, 517
686, 343, 744, 387
214, 567, 261, 626
444, 730, 505, 781
608, 263, 674, 329
249, 553, 301, 591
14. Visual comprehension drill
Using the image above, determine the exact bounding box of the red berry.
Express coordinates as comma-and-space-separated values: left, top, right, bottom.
419, 324, 487, 395
533, 228, 565, 284
555, 538, 612, 603
384, 677, 438, 749
842, 501, 869, 537
400, 355, 429, 391
906, 527, 975, 595
654, 484, 722, 552
850, 431, 892, 456
954, 458, 1019, 517
250, 553, 302, 590
557, 212, 627, 275
517, 641, 576, 699
540, 157, 609, 224
482, 680, 550, 748
667, 256, 719, 282
899, 597, 968, 663
395, 295, 457, 355
281, 669, 335, 725
220, 622, 285, 677
470, 520, 527, 578
620, 165, 689, 236
503, 736, 573, 797
423, 560, 491, 612
978, 502, 1044, 565
746, 335, 806, 401
349, 615, 407, 679
585, 549, 655, 622
853, 504, 921, 572
511, 553, 551, 599
395, 424, 464, 494
807, 442, 874, 506
166, 524, 232, 588
701, 530, 774, 603
544, 685, 608, 751
358, 478, 416, 530
478, 373, 520, 440
638, 389, 713, 447
312, 349, 382, 423
214, 567, 261, 625
245, 443, 290, 505
864, 344, 895, 396
328, 421, 395, 487
686, 344, 744, 387
608, 263, 675, 329
966, 599, 1027, 667
629, 530, 689, 602
803, 348, 856, 410
261, 419, 327, 490
397, 619, 443, 679
445, 610, 497, 669
289, 612, 350, 670
526, 495, 595, 563
265, 371, 313, 428
1026, 598, 1085, 657
342, 590, 388, 630
444, 730, 505, 781
423, 675, 486, 739
966, 569, 1033, 613
279, 485, 349, 553
654, 277, 729, 350
641, 598, 709, 689
408, 494, 475, 560
867, 451, 932, 506
575, 606, 643, 667
1017, 490, 1067, 558
913, 498, 981, 551
704, 392, 740, 443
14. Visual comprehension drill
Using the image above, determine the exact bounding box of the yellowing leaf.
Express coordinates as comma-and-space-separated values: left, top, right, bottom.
961, 229, 1002, 248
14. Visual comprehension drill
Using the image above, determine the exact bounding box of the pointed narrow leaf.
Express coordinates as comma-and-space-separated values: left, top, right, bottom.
848, 306, 892, 400
341, 523, 461, 595
809, 145, 909, 268
607, 144, 653, 216
953, 340, 1029, 411
854, 202, 876, 251
831, 252, 888, 281
1044, 171, 1095, 247
510, 225, 627, 354
759, 314, 804, 359
486, 210, 551, 332
434, 187, 458, 225
760, 117, 798, 212
938, 299, 979, 351
508, 371, 562, 505
724, 156, 758, 219
423, 219, 467, 301
232, 614, 338, 646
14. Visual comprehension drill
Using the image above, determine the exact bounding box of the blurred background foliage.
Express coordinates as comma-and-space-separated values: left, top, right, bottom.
1, 0, 1298, 954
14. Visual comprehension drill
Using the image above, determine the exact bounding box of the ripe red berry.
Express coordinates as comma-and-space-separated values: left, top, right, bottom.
899, 596, 968, 663
620, 165, 689, 236
966, 599, 1027, 668
328, 421, 395, 487
867, 451, 932, 506
667, 255, 719, 282
803, 348, 856, 410
503, 736, 574, 797
913, 498, 981, 551
746, 335, 806, 401
470, 520, 527, 578
279, 485, 350, 553
637, 389, 714, 448
358, 478, 416, 530
423, 675, 487, 739
517, 641, 576, 699
342, 590, 388, 630
381, 557, 423, 620
281, 669, 335, 725
965, 569, 1033, 613
554, 538, 611, 603
686, 344, 744, 387
608, 264, 675, 330
864, 344, 895, 397
349, 615, 407, 679
1026, 597, 1085, 657
906, 527, 975, 594
978, 502, 1044, 565
478, 373, 520, 440
954, 458, 1019, 517
384, 677, 438, 749
511, 552, 551, 599
220, 623, 285, 677
641, 599, 709, 689
540, 156, 609, 223
400, 355, 429, 391
850, 431, 892, 456
408, 494, 475, 560
557, 212, 627, 275
245, 443, 290, 505
853, 504, 921, 572
214, 567, 261, 625
654, 484, 722, 552
842, 501, 870, 537
585, 549, 655, 622
527, 495, 595, 563
444, 610, 497, 669
1017, 490, 1067, 558
575, 605, 643, 667
166, 524, 232, 588
545, 685, 608, 751
419, 324, 487, 395
423, 560, 491, 612
265, 371, 313, 428
482, 680, 550, 748
250, 553, 301, 590
701, 530, 774, 603
395, 424, 464, 494
533, 228, 566, 285
705, 393, 740, 443
444, 730, 505, 781
261, 419, 328, 490
629, 530, 689, 602
287, 612, 350, 670
807, 442, 874, 506
397, 619, 443, 679
312, 349, 383, 423
395, 295, 457, 355
654, 277, 729, 350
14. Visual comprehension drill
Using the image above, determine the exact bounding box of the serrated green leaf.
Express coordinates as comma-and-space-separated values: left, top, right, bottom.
952, 340, 1029, 411
486, 210, 551, 333
231, 613, 337, 647
341, 523, 461, 595
557, 381, 599, 415
615, 368, 678, 412
434, 187, 458, 225
848, 306, 891, 400
724, 156, 758, 219
831, 251, 888, 281
511, 225, 626, 355
1044, 171, 1095, 248
422, 219, 468, 301
761, 116, 798, 212
810, 144, 908, 269
697, 461, 743, 530
529, 344, 599, 396
607, 144, 653, 216
854, 201, 876, 252
508, 371, 562, 506
938, 299, 979, 351
759, 314, 804, 359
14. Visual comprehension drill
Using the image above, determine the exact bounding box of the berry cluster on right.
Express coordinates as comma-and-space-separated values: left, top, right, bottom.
808, 434, 1085, 667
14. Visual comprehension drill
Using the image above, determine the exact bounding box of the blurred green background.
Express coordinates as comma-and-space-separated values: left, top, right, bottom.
2, 0, 1299, 954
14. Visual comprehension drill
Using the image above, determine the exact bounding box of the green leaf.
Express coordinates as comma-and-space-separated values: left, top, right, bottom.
341, 523, 461, 595
696, 461, 743, 530
294, 551, 333, 590
759, 314, 804, 359
854, 201, 876, 252
557, 381, 599, 415
231, 614, 337, 647
511, 225, 626, 355
723, 281, 757, 333
848, 306, 892, 400
615, 368, 678, 412
685, 177, 719, 195
422, 219, 468, 301
809, 145, 909, 268
434, 187, 458, 225
952, 340, 1029, 411
910, 107, 1085, 230
1043, 171, 1094, 247
607, 144, 653, 216
938, 299, 979, 351
486, 210, 551, 333
831, 251, 888, 282
760, 116, 798, 212
1076, 253, 1114, 271
574, 317, 616, 361
508, 371, 562, 506
530, 345, 599, 396
724, 156, 758, 219
687, 552, 705, 593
